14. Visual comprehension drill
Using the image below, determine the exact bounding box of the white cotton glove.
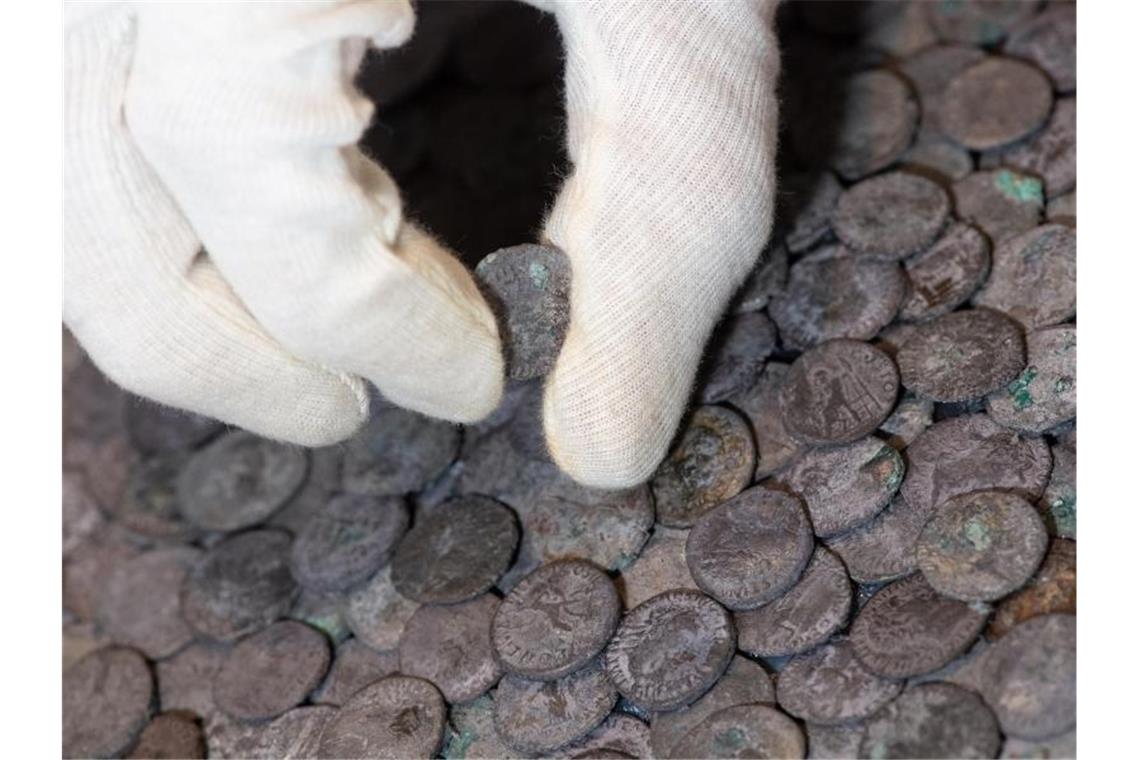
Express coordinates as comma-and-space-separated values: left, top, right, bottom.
64, 1, 504, 447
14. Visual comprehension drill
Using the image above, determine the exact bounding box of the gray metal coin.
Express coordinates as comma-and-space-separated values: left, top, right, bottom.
925, 0, 1037, 45
699, 312, 777, 403
113, 453, 200, 542
342, 404, 461, 496
953, 170, 1043, 246
176, 431, 308, 532
899, 222, 991, 322
981, 614, 1076, 740
213, 621, 331, 721
344, 565, 420, 651
604, 590, 736, 711
780, 171, 842, 253
126, 711, 206, 760
289, 492, 409, 592
779, 339, 899, 445
617, 527, 698, 610
900, 135, 973, 181
156, 641, 229, 718
390, 494, 519, 604
208, 705, 334, 759
63, 646, 154, 759
559, 713, 652, 760
860, 682, 1001, 759
441, 694, 521, 760
776, 637, 903, 726
1006, 4, 1075, 93
805, 722, 866, 760
399, 593, 503, 704
850, 574, 988, 679
973, 224, 1076, 330
289, 588, 350, 645
649, 656, 774, 759
125, 401, 222, 456
475, 244, 571, 380
736, 547, 852, 658
313, 637, 400, 707
318, 675, 446, 759
940, 57, 1054, 151
897, 308, 1026, 402
727, 362, 806, 480
833, 172, 951, 260
988, 325, 1076, 433
686, 487, 814, 609
774, 436, 904, 538
180, 529, 299, 642
494, 659, 618, 754
827, 69, 918, 182
825, 495, 928, 585
651, 405, 755, 528
493, 559, 621, 680
998, 97, 1076, 199
97, 545, 201, 659
670, 704, 806, 760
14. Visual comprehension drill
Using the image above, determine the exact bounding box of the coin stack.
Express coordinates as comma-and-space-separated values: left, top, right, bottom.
63, 1, 1076, 758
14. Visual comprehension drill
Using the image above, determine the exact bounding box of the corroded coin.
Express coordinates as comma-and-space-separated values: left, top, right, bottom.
648, 656, 774, 759
268, 445, 344, 535
774, 437, 904, 538
1047, 190, 1077, 227
344, 565, 420, 651
896, 309, 1026, 402
727, 362, 806, 480
824, 69, 918, 181
313, 638, 400, 707
180, 529, 299, 642
776, 637, 902, 726
826, 495, 928, 585
900, 414, 1052, 513
113, 453, 200, 542
399, 594, 503, 703
779, 339, 899, 445
698, 312, 778, 403
126, 711, 206, 760
897, 44, 986, 136
1001, 730, 1077, 760
901, 135, 973, 181
208, 705, 334, 759
1005, 4, 1075, 93
832, 172, 950, 260
733, 241, 788, 312
997, 97, 1076, 199
493, 559, 621, 680
850, 574, 988, 679
989, 538, 1076, 640
603, 590, 736, 711
341, 404, 461, 496
670, 704, 806, 760
1039, 435, 1076, 538
441, 694, 519, 760
156, 641, 229, 717
475, 243, 571, 380
805, 722, 866, 760
289, 492, 409, 592
559, 713, 652, 760
988, 325, 1076, 433
97, 545, 201, 659
924, 0, 1037, 45
390, 494, 519, 604
916, 490, 1048, 602
213, 621, 331, 721
289, 588, 350, 645
63, 646, 154, 759
973, 224, 1076, 329
781, 171, 842, 253
953, 170, 1043, 245
176, 431, 308, 532
125, 401, 222, 456
686, 487, 814, 609
899, 222, 991, 322
736, 547, 852, 658
650, 405, 755, 528
981, 614, 1076, 740
318, 676, 446, 759
879, 395, 934, 449
617, 527, 698, 610
860, 682, 1001, 759
494, 659, 618, 754
940, 57, 1053, 151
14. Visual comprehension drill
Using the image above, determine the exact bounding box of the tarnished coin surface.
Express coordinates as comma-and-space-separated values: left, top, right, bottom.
953, 170, 1043, 245
494, 659, 618, 754
775, 437, 904, 538
821, 69, 918, 181
998, 98, 1076, 199
617, 527, 698, 610
341, 405, 461, 496
981, 614, 1076, 740
898, 43, 986, 136
727, 362, 806, 480
290, 492, 408, 592
313, 638, 400, 707
318, 676, 446, 759
989, 538, 1076, 640
860, 682, 1001, 759
1006, 4, 1075, 92
698, 312, 778, 403
97, 546, 201, 659
832, 172, 950, 260
113, 454, 200, 542
180, 529, 299, 642
441, 694, 520, 760
390, 494, 519, 604
826, 495, 928, 585
916, 490, 1048, 602
940, 57, 1054, 150
156, 641, 229, 718
493, 559, 621, 680
125, 402, 222, 456
559, 712, 652, 760
1039, 436, 1076, 539
779, 339, 899, 445
901, 134, 973, 181
879, 395, 934, 449
973, 224, 1076, 329
686, 487, 814, 609
805, 722, 866, 760
670, 704, 806, 760
776, 637, 903, 726
126, 711, 206, 760
604, 590, 736, 711
988, 325, 1076, 433
209, 705, 334, 760
650, 405, 755, 528
736, 547, 852, 658
399, 594, 503, 704
780, 171, 842, 253
899, 222, 991, 322
850, 574, 988, 678
344, 564, 420, 651
213, 621, 331, 721
896, 308, 1026, 402
63, 646, 154, 760
734, 241, 788, 312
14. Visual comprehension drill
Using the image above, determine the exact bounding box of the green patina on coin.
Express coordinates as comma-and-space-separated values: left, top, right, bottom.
994, 169, 1043, 204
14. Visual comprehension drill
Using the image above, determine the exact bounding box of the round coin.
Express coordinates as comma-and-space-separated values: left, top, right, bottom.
779, 339, 899, 445
901, 135, 973, 181
860, 682, 1001, 759
1005, 4, 1075, 93
209, 705, 334, 759
953, 170, 1043, 245
824, 69, 918, 181
603, 590, 736, 711
213, 621, 331, 721
671, 704, 806, 760
940, 57, 1053, 151
97, 545, 201, 659
155, 641, 229, 718
344, 564, 420, 651
727, 363, 806, 480
441, 694, 518, 760
126, 711, 206, 760
974, 224, 1076, 330
318, 676, 446, 759
390, 494, 519, 604
617, 527, 699, 610
981, 614, 1076, 740
987, 325, 1076, 433
998, 98, 1076, 199
825, 495, 928, 584
686, 487, 814, 609
112, 453, 200, 542
313, 638, 400, 707
495, 659, 618, 754
341, 404, 461, 496
650, 405, 756, 528
899, 222, 991, 322
493, 559, 621, 680
399, 594, 503, 703
832, 172, 951, 260
63, 646, 154, 759
698, 312, 778, 403
776, 637, 902, 725
897, 43, 986, 136
989, 538, 1076, 640
125, 402, 222, 456
176, 432, 308, 532
289, 492, 409, 592
896, 308, 1026, 402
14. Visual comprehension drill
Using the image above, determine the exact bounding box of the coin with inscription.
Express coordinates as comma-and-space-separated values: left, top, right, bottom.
344, 564, 420, 651
988, 325, 1076, 433
391, 494, 519, 604
290, 492, 408, 592
988, 538, 1076, 640
780, 339, 899, 445
777, 637, 902, 726
313, 638, 400, 707
97, 545, 201, 659
976, 223, 1077, 330
651, 405, 755, 528
981, 614, 1076, 740
493, 559, 620, 680
213, 621, 331, 721
342, 405, 461, 496
126, 711, 206, 760
953, 170, 1043, 245
850, 574, 988, 679
833, 172, 950, 260
826, 495, 927, 585
727, 363, 806, 480
318, 675, 446, 759
495, 659, 618, 754
698, 312, 778, 403
208, 705, 334, 760
940, 57, 1053, 151
687, 487, 814, 609
997, 98, 1075, 199
63, 646, 154, 759
899, 222, 991, 322
604, 590, 736, 711
399, 594, 503, 704
671, 704, 806, 760
860, 682, 1001, 759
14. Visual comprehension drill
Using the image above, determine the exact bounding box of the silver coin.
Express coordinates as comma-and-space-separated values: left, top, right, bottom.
973, 224, 1076, 330
726, 362, 806, 480
670, 703, 806, 760
341, 404, 461, 496
825, 495, 928, 585
494, 659, 618, 755
399, 594, 503, 704
987, 325, 1076, 433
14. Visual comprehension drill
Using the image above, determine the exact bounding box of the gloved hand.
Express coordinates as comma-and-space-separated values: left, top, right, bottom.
64, 0, 780, 489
